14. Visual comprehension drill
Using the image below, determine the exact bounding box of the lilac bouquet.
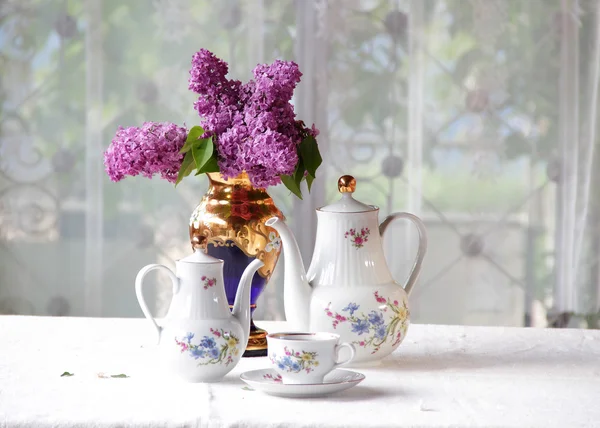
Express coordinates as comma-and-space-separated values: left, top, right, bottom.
104, 49, 321, 198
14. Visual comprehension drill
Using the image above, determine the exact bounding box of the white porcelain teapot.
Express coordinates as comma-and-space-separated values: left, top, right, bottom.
135, 250, 263, 382
266, 175, 427, 365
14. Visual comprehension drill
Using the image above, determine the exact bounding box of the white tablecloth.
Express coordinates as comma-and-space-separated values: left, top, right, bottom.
0, 316, 599, 428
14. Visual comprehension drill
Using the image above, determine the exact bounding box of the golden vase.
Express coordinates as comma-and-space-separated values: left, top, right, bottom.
189, 172, 284, 357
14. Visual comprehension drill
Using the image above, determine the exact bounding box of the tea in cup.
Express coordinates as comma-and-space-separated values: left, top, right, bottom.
266, 332, 356, 384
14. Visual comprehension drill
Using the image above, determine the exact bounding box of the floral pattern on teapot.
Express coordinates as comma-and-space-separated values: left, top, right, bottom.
269, 346, 319, 374
265, 232, 282, 253
175, 328, 240, 366
200, 276, 217, 290
324, 291, 409, 354
344, 227, 370, 249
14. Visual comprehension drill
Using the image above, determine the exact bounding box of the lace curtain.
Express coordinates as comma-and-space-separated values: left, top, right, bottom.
1, 0, 599, 328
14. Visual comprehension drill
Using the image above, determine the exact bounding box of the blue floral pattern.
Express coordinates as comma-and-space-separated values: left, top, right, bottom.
351, 319, 370, 335
342, 303, 359, 315
269, 346, 319, 374
175, 328, 240, 366
324, 291, 410, 354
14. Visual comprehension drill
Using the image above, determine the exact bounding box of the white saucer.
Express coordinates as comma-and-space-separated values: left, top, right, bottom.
240, 368, 365, 398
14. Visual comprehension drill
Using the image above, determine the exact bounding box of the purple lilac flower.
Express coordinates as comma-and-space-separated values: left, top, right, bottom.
251, 60, 302, 104
245, 111, 279, 136
103, 121, 187, 184
188, 49, 229, 94
244, 61, 301, 141
197, 104, 237, 136
187, 49, 320, 188
239, 80, 256, 104
215, 124, 247, 179
242, 130, 298, 187
189, 49, 242, 137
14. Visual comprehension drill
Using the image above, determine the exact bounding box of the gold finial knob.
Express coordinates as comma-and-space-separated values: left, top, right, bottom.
338, 175, 356, 193
191, 234, 208, 251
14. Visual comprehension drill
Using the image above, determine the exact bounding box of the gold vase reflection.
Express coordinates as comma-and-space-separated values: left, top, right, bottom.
189, 172, 284, 357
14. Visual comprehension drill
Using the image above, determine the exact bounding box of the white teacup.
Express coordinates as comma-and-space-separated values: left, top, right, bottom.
266, 332, 356, 384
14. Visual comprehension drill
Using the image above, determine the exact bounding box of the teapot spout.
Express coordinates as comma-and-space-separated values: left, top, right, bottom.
232, 259, 264, 349
265, 217, 311, 331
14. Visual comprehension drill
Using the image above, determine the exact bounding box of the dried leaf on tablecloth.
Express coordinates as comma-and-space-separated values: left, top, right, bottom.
97, 372, 130, 379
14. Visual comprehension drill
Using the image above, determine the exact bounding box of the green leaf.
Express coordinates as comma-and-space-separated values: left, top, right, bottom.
180, 126, 204, 154
60, 371, 74, 377
191, 137, 214, 171
280, 174, 303, 199
179, 140, 194, 154
194, 155, 220, 175
110, 374, 129, 378
242, 386, 254, 391
298, 136, 322, 178
280, 159, 307, 199
306, 173, 315, 192
294, 159, 305, 188
175, 151, 196, 186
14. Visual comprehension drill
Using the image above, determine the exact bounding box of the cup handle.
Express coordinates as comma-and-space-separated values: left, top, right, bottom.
135, 264, 179, 343
379, 212, 428, 296
333, 342, 356, 368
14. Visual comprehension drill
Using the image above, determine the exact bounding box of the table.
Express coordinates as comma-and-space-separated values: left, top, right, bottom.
1, 316, 599, 428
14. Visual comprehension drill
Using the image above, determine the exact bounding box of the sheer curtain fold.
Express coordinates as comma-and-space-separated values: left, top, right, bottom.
557, 0, 600, 316
574, 1, 600, 306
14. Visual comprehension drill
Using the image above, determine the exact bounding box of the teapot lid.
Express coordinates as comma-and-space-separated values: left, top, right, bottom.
319, 175, 377, 213
179, 248, 223, 264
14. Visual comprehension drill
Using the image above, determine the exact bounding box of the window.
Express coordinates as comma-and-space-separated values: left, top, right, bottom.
1, 0, 599, 328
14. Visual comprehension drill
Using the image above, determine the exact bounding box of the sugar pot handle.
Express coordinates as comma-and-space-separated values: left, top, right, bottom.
379, 213, 428, 295
135, 264, 180, 343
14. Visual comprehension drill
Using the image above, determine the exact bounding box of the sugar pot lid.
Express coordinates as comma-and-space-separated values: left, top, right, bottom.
179, 248, 223, 264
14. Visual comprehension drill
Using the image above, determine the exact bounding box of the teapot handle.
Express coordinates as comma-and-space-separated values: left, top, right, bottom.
379, 213, 428, 296
135, 264, 180, 342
